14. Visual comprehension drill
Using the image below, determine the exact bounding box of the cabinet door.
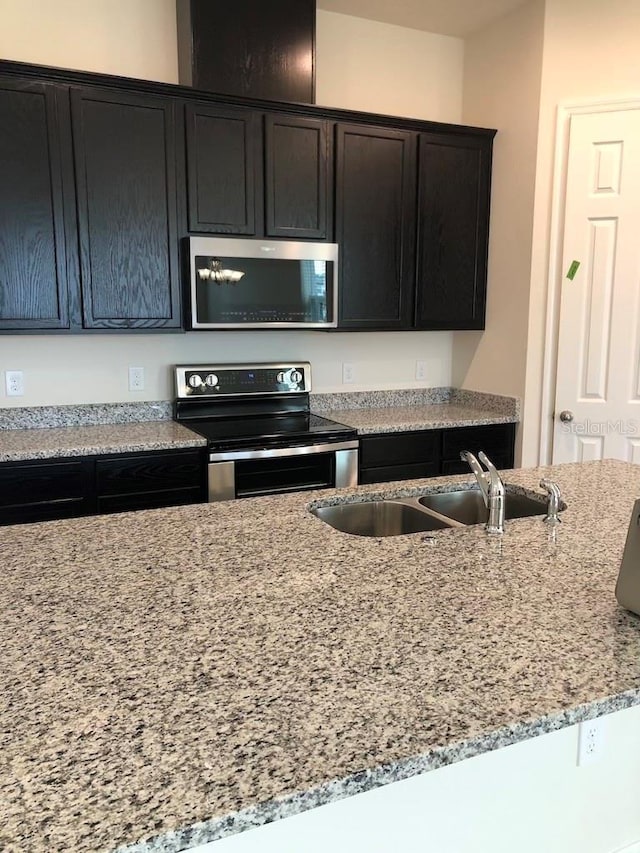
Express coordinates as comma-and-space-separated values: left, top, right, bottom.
0, 458, 94, 525
415, 133, 492, 330
0, 78, 71, 330
95, 449, 205, 514
359, 430, 440, 484
71, 88, 181, 329
336, 124, 417, 330
265, 115, 332, 239
185, 103, 262, 235
440, 423, 516, 473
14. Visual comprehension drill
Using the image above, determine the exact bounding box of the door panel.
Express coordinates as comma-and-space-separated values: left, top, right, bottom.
0, 79, 70, 329
186, 104, 262, 235
72, 88, 181, 329
265, 115, 331, 239
335, 124, 416, 330
553, 109, 640, 463
415, 133, 491, 330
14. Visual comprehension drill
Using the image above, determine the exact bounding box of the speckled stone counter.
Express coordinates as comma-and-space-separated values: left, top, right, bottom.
315, 401, 517, 434
311, 388, 519, 434
0, 420, 206, 462
2, 460, 640, 853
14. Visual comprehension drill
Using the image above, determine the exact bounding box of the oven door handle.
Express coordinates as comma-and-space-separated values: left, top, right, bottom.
209, 440, 359, 462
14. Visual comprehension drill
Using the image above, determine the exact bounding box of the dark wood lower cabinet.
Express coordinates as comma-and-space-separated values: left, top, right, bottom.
359, 424, 516, 485
95, 450, 205, 513
0, 448, 206, 526
0, 459, 94, 524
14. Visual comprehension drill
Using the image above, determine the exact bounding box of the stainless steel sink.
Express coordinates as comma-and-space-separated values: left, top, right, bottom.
312, 501, 451, 537
311, 485, 560, 538
418, 488, 548, 525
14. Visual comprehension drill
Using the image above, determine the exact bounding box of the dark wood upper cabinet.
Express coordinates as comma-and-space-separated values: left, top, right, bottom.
0, 78, 71, 330
71, 88, 181, 329
336, 124, 417, 330
415, 133, 492, 330
265, 114, 331, 239
177, 0, 315, 103
0, 60, 495, 335
185, 103, 262, 235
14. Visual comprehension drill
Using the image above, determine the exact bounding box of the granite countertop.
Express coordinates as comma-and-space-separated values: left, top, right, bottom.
1, 459, 640, 852
311, 388, 519, 435
316, 401, 517, 434
0, 420, 206, 462
0, 390, 518, 461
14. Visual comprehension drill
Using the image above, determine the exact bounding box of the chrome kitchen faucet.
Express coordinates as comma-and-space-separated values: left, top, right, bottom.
460, 450, 506, 534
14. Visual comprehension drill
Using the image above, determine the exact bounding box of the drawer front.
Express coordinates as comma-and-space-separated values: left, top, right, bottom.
0, 459, 93, 507
360, 461, 439, 485
96, 450, 204, 496
0, 496, 92, 526
441, 424, 515, 464
97, 486, 204, 515
360, 430, 440, 469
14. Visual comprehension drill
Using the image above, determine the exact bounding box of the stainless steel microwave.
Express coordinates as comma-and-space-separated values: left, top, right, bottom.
186, 237, 339, 329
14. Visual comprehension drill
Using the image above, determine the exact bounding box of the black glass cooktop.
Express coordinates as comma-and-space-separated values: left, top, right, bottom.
184, 412, 357, 450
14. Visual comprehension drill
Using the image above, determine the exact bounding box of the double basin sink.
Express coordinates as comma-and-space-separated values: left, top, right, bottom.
312, 486, 553, 537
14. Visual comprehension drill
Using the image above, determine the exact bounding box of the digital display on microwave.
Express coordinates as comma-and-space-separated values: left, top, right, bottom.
193, 255, 334, 326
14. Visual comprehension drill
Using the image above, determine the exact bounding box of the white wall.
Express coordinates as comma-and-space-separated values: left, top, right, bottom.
523, 0, 640, 464
316, 11, 463, 121
0, 3, 464, 407
0, 0, 179, 82
454, 0, 545, 463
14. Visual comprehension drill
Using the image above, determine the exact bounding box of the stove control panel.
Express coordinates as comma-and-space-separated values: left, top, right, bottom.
175, 363, 311, 398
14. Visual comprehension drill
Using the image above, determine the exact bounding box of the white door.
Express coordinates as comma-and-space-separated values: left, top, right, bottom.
553, 108, 640, 463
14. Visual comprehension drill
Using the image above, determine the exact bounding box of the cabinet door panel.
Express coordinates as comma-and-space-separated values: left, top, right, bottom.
416, 133, 491, 330
97, 487, 203, 514
336, 125, 417, 330
0, 458, 94, 525
72, 88, 181, 329
186, 104, 262, 235
0, 79, 69, 329
96, 450, 204, 496
360, 462, 438, 485
441, 424, 516, 468
265, 115, 331, 239
360, 430, 439, 469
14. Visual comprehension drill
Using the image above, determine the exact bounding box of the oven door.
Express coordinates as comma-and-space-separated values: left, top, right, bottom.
207, 441, 359, 501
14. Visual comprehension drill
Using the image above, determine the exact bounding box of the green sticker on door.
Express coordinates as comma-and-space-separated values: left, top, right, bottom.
566, 260, 581, 281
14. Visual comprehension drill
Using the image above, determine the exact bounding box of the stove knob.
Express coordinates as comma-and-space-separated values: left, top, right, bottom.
290, 369, 302, 385
277, 371, 286, 383
205, 373, 218, 387
188, 374, 204, 389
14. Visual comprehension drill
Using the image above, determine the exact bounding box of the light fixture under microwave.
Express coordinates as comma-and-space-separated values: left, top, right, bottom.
186, 237, 339, 330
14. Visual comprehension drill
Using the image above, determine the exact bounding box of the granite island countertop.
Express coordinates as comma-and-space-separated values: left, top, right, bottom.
1, 460, 640, 852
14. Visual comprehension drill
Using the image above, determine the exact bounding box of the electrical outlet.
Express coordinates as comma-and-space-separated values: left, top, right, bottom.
342, 362, 355, 384
128, 366, 145, 392
415, 360, 427, 381
577, 716, 607, 766
5, 370, 24, 397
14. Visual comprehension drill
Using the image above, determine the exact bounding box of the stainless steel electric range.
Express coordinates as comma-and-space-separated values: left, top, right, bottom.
173, 363, 359, 501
